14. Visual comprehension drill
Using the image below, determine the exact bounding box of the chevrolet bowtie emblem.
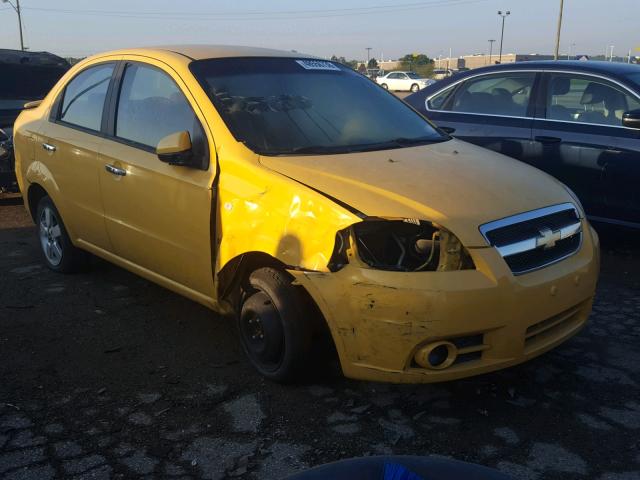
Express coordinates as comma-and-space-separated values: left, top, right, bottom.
536, 227, 562, 249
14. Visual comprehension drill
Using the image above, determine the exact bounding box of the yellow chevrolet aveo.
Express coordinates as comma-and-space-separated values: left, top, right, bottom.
14, 46, 599, 383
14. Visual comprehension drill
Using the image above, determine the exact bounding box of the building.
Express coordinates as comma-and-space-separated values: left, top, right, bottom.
434, 53, 555, 70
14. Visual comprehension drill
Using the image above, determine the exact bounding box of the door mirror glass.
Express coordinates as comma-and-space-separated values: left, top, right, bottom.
156, 131, 193, 166
622, 110, 640, 130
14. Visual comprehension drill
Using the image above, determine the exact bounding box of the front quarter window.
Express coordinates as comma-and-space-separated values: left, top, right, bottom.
190, 57, 446, 155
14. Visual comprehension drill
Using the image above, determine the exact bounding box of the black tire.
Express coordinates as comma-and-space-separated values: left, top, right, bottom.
238, 267, 313, 383
381, 83, 388, 90
36, 196, 88, 273
410, 83, 419, 92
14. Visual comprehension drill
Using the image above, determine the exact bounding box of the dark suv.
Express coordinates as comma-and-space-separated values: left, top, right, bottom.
0, 49, 70, 192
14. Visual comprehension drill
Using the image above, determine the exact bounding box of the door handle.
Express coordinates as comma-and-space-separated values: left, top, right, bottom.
42, 142, 56, 152
105, 164, 126, 176
534, 136, 562, 144
440, 126, 456, 134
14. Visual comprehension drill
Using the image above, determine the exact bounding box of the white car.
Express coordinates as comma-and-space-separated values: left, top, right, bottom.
376, 71, 435, 92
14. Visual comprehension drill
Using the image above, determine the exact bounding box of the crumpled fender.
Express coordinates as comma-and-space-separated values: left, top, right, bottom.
216, 152, 361, 273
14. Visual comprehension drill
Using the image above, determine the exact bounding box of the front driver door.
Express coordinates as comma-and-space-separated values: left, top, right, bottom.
425, 71, 537, 162
99, 60, 216, 299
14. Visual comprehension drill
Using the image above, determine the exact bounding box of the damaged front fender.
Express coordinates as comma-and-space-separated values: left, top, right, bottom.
216, 153, 361, 274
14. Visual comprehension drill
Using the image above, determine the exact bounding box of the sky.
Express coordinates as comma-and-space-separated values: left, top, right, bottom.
0, 0, 638, 60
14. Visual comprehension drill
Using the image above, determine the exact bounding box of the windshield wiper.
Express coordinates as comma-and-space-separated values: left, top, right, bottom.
267, 136, 447, 156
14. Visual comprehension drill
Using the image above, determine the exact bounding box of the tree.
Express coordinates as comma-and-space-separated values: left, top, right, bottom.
367, 58, 379, 69
398, 53, 434, 78
330, 55, 358, 69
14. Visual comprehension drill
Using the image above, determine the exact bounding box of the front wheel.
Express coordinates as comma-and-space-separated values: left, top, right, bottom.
36, 196, 88, 273
410, 83, 420, 92
381, 83, 388, 90
238, 267, 313, 383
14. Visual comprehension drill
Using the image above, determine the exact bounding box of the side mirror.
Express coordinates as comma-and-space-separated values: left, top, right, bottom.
156, 131, 193, 166
622, 110, 640, 130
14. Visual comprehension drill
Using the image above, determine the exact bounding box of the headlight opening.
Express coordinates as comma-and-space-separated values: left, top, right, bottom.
328, 219, 474, 272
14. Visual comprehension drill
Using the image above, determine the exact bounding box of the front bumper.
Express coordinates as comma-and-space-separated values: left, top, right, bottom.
291, 223, 599, 383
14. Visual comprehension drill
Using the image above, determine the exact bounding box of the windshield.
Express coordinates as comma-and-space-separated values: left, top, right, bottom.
190, 57, 446, 155
406, 72, 421, 79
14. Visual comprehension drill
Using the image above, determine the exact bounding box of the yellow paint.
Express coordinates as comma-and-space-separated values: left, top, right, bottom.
13, 46, 600, 383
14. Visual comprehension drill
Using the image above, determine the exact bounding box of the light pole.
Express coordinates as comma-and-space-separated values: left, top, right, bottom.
554, 0, 564, 60
2, 0, 25, 51
497, 11, 510, 64
488, 39, 496, 65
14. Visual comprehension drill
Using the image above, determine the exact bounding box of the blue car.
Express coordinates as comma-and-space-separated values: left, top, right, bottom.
406, 61, 640, 228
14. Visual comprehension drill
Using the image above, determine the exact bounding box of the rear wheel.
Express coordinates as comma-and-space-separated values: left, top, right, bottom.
381, 83, 388, 90
36, 196, 88, 273
237, 267, 312, 383
410, 83, 419, 92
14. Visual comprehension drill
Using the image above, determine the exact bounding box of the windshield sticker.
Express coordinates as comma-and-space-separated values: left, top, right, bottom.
295, 60, 341, 71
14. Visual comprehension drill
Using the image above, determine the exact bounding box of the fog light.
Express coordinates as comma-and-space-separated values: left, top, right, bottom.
414, 341, 457, 370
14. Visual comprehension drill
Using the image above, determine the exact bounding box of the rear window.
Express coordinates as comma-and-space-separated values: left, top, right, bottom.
0, 64, 69, 105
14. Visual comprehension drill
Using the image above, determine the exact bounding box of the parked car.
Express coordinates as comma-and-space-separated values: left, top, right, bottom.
14, 46, 598, 384
0, 49, 70, 192
432, 69, 453, 80
376, 71, 435, 92
406, 61, 640, 228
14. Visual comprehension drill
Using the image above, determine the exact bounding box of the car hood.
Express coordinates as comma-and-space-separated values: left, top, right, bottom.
259, 139, 573, 247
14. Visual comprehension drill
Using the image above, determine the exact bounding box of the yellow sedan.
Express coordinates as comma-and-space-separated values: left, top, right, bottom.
13, 46, 599, 383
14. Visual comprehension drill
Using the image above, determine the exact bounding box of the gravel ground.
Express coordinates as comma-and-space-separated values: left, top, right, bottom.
1, 195, 640, 480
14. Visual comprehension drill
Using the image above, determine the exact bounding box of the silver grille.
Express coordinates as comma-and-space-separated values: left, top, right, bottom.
479, 203, 582, 275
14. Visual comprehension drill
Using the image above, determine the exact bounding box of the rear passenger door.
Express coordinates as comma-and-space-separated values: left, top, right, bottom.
531, 72, 640, 222
98, 60, 216, 298
425, 71, 538, 162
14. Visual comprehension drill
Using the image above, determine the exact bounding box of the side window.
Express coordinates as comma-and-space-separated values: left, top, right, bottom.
59, 63, 114, 131
546, 74, 640, 126
446, 72, 536, 116
427, 84, 456, 110
115, 63, 202, 150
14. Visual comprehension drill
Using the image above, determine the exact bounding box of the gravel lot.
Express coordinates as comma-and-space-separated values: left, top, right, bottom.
1, 194, 640, 480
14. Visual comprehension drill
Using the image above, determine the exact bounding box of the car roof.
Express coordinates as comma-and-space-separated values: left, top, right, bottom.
0, 48, 69, 67
406, 60, 640, 104
454, 60, 640, 77
103, 45, 317, 61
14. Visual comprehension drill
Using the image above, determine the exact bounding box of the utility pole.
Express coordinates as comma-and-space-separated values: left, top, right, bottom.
554, 0, 564, 60
2, 0, 25, 51
488, 39, 496, 65
497, 11, 510, 64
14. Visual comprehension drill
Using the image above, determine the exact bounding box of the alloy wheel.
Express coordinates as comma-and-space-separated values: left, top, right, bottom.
39, 206, 63, 266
